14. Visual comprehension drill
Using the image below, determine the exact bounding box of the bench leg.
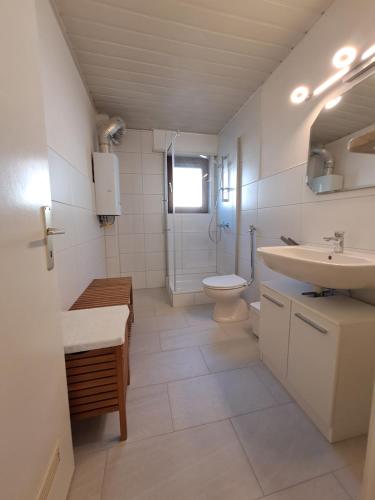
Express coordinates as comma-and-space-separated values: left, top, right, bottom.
116, 344, 127, 441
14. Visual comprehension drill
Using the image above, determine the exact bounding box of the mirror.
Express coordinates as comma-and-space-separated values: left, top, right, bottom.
307, 71, 375, 194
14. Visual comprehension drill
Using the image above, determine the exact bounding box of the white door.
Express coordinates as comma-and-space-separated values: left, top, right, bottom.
0, 2, 74, 499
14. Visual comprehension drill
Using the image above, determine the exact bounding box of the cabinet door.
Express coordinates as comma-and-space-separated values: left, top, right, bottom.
288, 303, 338, 424
259, 287, 291, 379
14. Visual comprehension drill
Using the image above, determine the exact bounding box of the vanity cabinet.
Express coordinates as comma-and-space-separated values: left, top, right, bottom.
259, 288, 291, 379
259, 279, 375, 443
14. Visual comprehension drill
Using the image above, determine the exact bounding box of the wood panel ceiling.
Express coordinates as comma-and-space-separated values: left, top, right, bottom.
55, 0, 334, 133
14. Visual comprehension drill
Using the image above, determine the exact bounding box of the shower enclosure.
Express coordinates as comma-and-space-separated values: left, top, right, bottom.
164, 135, 237, 305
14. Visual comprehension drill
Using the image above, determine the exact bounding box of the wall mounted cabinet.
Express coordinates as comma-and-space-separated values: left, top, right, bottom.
260, 279, 375, 443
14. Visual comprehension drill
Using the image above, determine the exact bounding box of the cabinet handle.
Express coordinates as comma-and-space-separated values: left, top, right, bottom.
262, 293, 284, 308
294, 312, 328, 334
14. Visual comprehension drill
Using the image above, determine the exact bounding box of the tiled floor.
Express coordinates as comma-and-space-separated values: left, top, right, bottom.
68, 287, 366, 500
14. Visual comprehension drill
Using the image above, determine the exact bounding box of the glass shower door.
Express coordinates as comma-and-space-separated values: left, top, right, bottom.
164, 141, 176, 293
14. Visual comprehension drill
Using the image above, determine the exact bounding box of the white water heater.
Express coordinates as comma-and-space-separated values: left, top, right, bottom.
93, 152, 121, 216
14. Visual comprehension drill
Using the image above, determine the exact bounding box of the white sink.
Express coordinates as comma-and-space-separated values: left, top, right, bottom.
257, 245, 375, 289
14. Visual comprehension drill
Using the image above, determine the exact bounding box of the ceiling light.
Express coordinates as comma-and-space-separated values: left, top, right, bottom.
200, 154, 208, 159
361, 44, 375, 61
325, 95, 342, 109
313, 67, 350, 96
332, 47, 357, 68
290, 86, 309, 104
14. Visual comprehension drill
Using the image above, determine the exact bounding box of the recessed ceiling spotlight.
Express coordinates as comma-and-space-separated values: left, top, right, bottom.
290, 86, 309, 104
361, 44, 375, 61
325, 95, 342, 110
332, 47, 357, 68
313, 67, 350, 96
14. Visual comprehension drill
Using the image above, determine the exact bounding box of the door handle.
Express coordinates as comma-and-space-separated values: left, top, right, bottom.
42, 206, 65, 271
262, 293, 284, 308
294, 312, 328, 334
169, 182, 173, 193
46, 227, 65, 236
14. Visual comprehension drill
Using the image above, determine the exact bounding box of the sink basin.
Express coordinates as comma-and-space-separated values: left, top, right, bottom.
257, 245, 375, 289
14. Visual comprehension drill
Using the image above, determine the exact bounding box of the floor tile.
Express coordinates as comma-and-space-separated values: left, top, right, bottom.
160, 324, 228, 350
102, 421, 263, 500
168, 367, 276, 430
130, 331, 161, 354
334, 461, 364, 500
68, 450, 107, 500
251, 361, 292, 404
263, 474, 351, 500
200, 337, 259, 372
132, 313, 189, 335
72, 385, 173, 452
130, 347, 209, 387
232, 403, 367, 495
182, 304, 218, 328
221, 319, 255, 339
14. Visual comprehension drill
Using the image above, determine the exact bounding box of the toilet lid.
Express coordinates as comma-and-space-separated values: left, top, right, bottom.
202, 274, 248, 290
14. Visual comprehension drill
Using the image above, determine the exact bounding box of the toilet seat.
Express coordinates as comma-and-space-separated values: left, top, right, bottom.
202, 274, 247, 290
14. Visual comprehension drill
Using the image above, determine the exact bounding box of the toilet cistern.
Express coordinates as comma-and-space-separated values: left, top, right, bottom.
323, 231, 345, 254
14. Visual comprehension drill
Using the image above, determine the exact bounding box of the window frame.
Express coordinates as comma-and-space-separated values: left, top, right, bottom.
167, 155, 209, 214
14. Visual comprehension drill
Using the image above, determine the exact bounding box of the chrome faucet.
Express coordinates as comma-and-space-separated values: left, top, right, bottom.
323, 231, 345, 254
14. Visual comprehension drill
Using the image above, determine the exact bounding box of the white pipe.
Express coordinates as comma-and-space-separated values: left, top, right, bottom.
310, 147, 335, 175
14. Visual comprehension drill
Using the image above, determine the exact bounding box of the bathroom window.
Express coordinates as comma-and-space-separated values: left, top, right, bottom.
167, 156, 209, 213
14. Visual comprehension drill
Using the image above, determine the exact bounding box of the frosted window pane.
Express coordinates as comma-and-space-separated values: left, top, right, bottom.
174, 168, 203, 208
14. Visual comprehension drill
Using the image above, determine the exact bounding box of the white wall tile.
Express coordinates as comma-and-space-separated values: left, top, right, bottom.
120, 194, 143, 214
120, 253, 146, 273
144, 214, 164, 234
48, 148, 73, 204
301, 195, 375, 251
239, 209, 258, 236
114, 129, 141, 153
71, 168, 93, 210
142, 174, 163, 195
120, 173, 143, 194
140, 130, 154, 153
51, 201, 76, 252
146, 270, 166, 288
258, 166, 304, 208
104, 235, 119, 258
142, 153, 164, 174
118, 214, 144, 234
146, 252, 166, 271
116, 152, 142, 174
106, 256, 120, 278
122, 271, 146, 289
143, 194, 163, 214
144, 234, 165, 253
119, 234, 145, 254
241, 182, 258, 211
258, 205, 302, 241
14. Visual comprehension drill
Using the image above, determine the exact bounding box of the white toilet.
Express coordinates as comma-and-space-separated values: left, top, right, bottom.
202, 274, 249, 322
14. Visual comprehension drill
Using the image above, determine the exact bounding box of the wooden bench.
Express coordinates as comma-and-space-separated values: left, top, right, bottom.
64, 277, 134, 441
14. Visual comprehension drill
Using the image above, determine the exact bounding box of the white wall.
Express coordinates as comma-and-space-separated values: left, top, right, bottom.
218, 0, 375, 305
36, 0, 106, 310
105, 129, 166, 289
